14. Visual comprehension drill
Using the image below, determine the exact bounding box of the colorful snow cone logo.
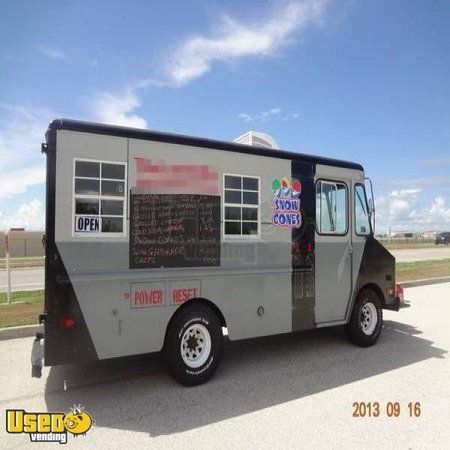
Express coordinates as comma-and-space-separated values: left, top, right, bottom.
271, 177, 302, 228
272, 177, 302, 199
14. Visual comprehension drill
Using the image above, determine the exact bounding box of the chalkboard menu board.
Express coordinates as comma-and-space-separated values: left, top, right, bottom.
130, 193, 220, 268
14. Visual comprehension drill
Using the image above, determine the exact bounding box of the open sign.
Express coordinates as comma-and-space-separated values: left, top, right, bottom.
75, 216, 99, 232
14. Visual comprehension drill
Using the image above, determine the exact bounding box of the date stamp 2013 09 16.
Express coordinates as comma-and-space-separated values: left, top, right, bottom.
352, 402, 421, 418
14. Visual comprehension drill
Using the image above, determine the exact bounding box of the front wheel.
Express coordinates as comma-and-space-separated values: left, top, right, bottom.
163, 304, 223, 386
346, 288, 383, 347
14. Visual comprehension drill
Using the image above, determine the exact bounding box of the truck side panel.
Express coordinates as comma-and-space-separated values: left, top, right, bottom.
43, 120, 396, 368
52, 130, 293, 360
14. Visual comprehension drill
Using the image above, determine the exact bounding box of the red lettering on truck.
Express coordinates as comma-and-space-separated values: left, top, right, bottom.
134, 289, 163, 306
173, 288, 198, 304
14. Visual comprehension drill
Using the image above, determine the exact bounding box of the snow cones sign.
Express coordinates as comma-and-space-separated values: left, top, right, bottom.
271, 177, 302, 228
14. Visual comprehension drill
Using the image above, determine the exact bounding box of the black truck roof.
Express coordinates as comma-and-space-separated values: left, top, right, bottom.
48, 118, 364, 171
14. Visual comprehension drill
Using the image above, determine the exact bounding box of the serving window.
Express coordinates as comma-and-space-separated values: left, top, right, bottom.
223, 174, 260, 238
73, 159, 126, 236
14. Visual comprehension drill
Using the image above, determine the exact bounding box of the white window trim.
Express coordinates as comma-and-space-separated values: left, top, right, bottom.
222, 173, 261, 240
72, 158, 127, 238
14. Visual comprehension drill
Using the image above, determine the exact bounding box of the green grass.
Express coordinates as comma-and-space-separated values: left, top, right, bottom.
396, 258, 450, 282
384, 242, 437, 250
0, 257, 45, 270
377, 238, 437, 250
0, 290, 44, 328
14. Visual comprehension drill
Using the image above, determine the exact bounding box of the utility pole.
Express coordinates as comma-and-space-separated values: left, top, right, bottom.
4, 231, 11, 304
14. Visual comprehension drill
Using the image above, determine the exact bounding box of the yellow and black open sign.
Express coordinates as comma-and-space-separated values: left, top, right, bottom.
6, 406, 94, 444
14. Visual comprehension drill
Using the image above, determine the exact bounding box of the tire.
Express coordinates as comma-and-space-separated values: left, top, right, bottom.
163, 304, 223, 386
346, 288, 383, 347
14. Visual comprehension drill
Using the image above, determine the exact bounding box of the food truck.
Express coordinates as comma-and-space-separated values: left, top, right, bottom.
31, 119, 399, 386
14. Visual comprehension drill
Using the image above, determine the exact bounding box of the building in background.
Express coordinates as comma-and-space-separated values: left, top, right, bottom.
420, 230, 440, 239
0, 229, 44, 258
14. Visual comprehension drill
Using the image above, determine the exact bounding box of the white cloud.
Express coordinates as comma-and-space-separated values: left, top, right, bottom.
0, 104, 52, 170
0, 199, 44, 231
88, 1, 328, 130
90, 90, 147, 128
0, 105, 50, 205
410, 195, 450, 227
238, 113, 253, 122
390, 176, 450, 187
260, 108, 281, 121
0, 165, 46, 199
37, 45, 66, 60
239, 109, 279, 122
238, 107, 299, 122
388, 189, 422, 222
167, 0, 329, 86
375, 189, 450, 233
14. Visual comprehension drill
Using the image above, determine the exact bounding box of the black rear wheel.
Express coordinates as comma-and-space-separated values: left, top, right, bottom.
163, 304, 223, 386
346, 288, 383, 347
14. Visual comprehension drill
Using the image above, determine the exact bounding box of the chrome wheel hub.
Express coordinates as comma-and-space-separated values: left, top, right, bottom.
360, 302, 378, 336
180, 324, 211, 368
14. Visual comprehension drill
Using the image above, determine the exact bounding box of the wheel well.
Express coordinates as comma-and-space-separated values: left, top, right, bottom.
164, 298, 227, 346
358, 283, 386, 307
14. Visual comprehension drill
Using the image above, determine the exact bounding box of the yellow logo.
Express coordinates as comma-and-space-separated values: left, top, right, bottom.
6, 405, 94, 444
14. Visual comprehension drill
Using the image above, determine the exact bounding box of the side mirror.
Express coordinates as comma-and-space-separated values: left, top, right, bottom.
368, 198, 375, 214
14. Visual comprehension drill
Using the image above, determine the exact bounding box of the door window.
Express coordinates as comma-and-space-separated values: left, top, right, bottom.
316, 181, 348, 234
355, 184, 371, 235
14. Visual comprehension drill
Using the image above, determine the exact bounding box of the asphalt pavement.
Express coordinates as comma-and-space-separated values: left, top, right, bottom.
391, 246, 450, 262
0, 283, 449, 449
0, 267, 44, 292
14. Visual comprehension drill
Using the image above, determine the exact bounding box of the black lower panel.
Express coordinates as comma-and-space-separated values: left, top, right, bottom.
351, 237, 396, 311
43, 127, 98, 367
291, 161, 316, 331
44, 246, 98, 366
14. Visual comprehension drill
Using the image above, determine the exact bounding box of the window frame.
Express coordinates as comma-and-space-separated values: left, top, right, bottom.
315, 179, 349, 236
222, 173, 261, 240
354, 182, 372, 236
72, 158, 127, 238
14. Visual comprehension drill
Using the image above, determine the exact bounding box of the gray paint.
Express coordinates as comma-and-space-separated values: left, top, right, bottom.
55, 130, 292, 358
55, 131, 129, 244
346, 179, 367, 320
314, 165, 366, 324
54, 130, 372, 360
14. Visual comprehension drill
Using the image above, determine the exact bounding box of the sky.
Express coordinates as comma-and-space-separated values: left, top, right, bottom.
1, 0, 449, 233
